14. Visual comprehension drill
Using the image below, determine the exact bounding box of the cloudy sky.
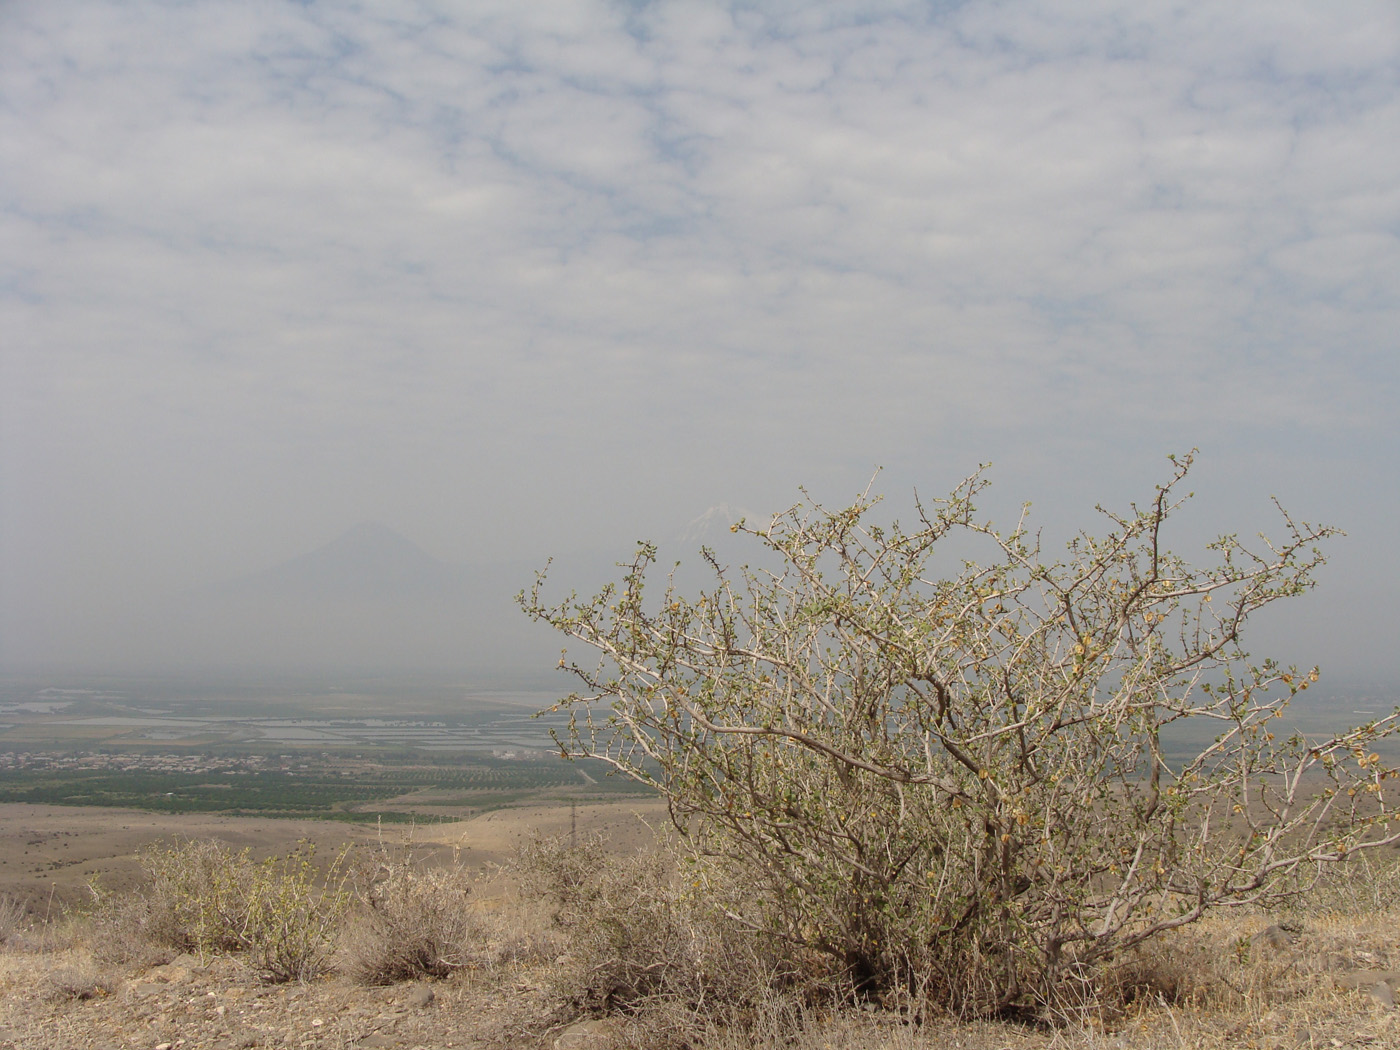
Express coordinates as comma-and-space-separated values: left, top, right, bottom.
3, 1, 1398, 681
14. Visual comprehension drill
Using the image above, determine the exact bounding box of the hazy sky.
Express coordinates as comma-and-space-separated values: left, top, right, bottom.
3, 1, 1398, 680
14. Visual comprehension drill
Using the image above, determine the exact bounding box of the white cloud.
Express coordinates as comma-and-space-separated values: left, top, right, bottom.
2, 0, 1397, 675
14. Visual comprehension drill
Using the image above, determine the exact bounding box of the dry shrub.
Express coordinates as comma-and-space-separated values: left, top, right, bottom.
87, 890, 181, 970
0, 895, 26, 946
343, 855, 483, 983
141, 837, 352, 982
342, 837, 560, 986
1296, 848, 1400, 916
40, 966, 115, 1002
516, 834, 830, 1042
524, 455, 1400, 1018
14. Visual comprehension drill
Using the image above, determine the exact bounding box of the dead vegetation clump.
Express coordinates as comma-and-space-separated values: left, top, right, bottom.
514, 833, 829, 1039
339, 841, 552, 984
0, 895, 25, 948
86, 889, 182, 970
37, 964, 115, 1003
341, 853, 482, 983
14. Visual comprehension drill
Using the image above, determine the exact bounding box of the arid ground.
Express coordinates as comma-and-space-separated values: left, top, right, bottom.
0, 799, 669, 917
1, 801, 1398, 1050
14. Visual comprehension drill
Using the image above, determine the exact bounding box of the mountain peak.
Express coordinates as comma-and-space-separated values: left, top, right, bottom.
325, 521, 426, 554
213, 522, 465, 602
679, 503, 753, 545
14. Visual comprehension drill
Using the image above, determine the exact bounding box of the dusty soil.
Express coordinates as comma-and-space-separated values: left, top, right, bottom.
0, 946, 577, 1050
0, 799, 667, 1049
2, 931, 1397, 1050
2, 802, 1398, 1050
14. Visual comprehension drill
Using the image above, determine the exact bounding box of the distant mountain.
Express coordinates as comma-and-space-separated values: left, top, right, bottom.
678, 503, 754, 546
159, 524, 538, 673
206, 522, 471, 603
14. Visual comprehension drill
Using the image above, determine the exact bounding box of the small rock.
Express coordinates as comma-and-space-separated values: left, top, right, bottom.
406, 984, 435, 1008
1251, 925, 1298, 950
1335, 970, 1400, 990
555, 1018, 620, 1050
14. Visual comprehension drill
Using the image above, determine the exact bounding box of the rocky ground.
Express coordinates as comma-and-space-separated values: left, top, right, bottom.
3, 913, 1398, 1050
2, 800, 1398, 1050
0, 948, 572, 1050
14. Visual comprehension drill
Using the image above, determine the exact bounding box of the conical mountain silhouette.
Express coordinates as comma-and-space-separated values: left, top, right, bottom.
209, 522, 470, 603
678, 503, 753, 546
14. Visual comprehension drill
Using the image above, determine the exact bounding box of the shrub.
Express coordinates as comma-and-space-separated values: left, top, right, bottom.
342, 854, 482, 984
1294, 848, 1400, 917
516, 834, 825, 1023
41, 966, 116, 1002
0, 894, 25, 946
142, 838, 351, 982
521, 454, 1400, 1017
87, 888, 181, 969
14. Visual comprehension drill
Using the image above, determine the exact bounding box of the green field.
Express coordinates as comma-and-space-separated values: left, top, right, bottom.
0, 755, 651, 822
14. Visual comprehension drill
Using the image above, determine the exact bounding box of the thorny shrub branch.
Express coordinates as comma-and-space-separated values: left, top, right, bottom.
519, 452, 1400, 1017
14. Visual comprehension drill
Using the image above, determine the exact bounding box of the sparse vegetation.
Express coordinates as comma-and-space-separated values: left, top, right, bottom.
87, 886, 181, 969
39, 965, 115, 1003
523, 454, 1400, 1017
139, 838, 353, 982
343, 848, 485, 983
2, 459, 1396, 1046
515, 833, 819, 1029
0, 895, 24, 946
2, 830, 1399, 1049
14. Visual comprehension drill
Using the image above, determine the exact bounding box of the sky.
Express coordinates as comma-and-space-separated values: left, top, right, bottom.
2, 1, 1398, 683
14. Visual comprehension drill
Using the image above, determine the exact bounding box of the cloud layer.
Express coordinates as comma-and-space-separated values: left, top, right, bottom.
3, 1, 1398, 677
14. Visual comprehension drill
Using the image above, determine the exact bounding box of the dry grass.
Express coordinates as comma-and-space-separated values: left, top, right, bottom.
514, 833, 832, 1033
340, 842, 556, 984
530, 843, 1400, 1049
1, 838, 1397, 1050
87, 890, 182, 969
38, 963, 116, 1003
0, 896, 25, 948
341, 854, 483, 982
